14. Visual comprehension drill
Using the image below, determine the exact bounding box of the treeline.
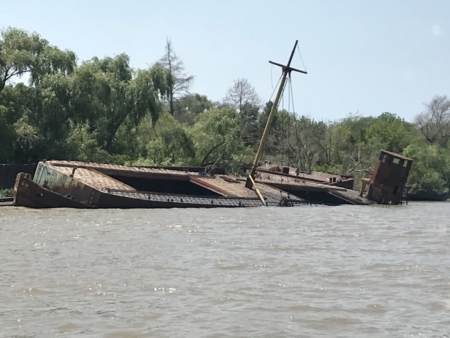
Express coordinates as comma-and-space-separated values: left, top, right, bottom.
1, 28, 450, 193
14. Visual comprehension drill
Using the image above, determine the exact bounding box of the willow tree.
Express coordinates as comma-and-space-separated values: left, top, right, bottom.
190, 106, 252, 171
72, 54, 168, 152
0, 27, 76, 92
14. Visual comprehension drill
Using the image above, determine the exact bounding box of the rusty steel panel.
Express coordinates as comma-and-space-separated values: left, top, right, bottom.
14, 172, 93, 208
189, 176, 236, 197
190, 176, 256, 198
190, 175, 307, 203
33, 163, 102, 204
257, 164, 353, 186
108, 190, 263, 208
107, 185, 305, 207
256, 172, 346, 191
366, 150, 413, 204
47, 160, 194, 180
48, 165, 134, 192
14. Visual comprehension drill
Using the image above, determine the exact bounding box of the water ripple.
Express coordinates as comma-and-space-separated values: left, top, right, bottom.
0, 202, 449, 337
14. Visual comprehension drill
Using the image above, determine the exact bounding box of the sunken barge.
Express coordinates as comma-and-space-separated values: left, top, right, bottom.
12, 148, 411, 209
10, 41, 413, 209
12, 160, 372, 208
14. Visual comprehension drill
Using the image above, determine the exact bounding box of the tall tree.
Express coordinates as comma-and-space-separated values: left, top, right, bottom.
158, 38, 194, 115
190, 106, 249, 169
73, 54, 167, 152
0, 27, 76, 92
145, 112, 195, 165
403, 142, 450, 193
239, 102, 260, 147
288, 116, 326, 172
365, 112, 413, 153
223, 78, 260, 113
415, 95, 450, 146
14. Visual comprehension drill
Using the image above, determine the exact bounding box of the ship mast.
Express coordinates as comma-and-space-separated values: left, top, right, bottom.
245, 40, 307, 189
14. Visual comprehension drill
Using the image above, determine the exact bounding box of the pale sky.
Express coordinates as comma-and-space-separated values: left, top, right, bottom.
3, 0, 449, 122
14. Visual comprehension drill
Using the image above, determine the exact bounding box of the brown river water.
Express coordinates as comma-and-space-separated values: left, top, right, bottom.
0, 202, 449, 337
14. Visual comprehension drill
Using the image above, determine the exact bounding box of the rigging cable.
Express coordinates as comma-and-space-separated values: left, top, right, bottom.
296, 44, 308, 73
287, 75, 292, 166
289, 73, 296, 117
281, 81, 285, 165
263, 73, 283, 165
269, 74, 282, 102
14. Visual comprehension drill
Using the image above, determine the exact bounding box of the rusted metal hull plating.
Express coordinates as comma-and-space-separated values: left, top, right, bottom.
13, 161, 307, 209
364, 150, 413, 204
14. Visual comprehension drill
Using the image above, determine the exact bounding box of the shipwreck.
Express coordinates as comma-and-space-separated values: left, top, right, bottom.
10, 41, 413, 209
12, 160, 367, 208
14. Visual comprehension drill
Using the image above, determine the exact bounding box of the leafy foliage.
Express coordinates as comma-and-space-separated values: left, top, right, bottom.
0, 189, 14, 197
190, 106, 252, 171
0, 27, 76, 92
403, 142, 450, 193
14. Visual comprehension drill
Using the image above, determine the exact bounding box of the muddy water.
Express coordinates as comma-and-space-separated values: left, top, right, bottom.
0, 203, 449, 337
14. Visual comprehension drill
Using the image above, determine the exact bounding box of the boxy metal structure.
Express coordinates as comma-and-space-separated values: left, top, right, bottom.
365, 150, 413, 204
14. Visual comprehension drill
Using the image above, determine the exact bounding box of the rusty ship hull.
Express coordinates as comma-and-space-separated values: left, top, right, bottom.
13, 161, 308, 209
12, 148, 412, 209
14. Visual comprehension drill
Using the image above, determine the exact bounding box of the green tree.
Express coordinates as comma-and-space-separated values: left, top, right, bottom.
366, 112, 413, 153
72, 54, 167, 152
190, 106, 251, 171
145, 112, 195, 165
403, 142, 450, 193
239, 102, 261, 147
288, 116, 326, 172
0, 27, 76, 92
0, 104, 15, 162
172, 93, 214, 125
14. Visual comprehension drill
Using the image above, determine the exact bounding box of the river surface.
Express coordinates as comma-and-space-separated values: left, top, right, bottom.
0, 202, 449, 337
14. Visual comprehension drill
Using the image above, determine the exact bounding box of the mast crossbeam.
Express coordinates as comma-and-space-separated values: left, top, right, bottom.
245, 40, 307, 191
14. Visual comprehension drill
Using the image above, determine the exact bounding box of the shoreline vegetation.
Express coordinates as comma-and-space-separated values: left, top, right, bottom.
1, 28, 449, 196
0, 189, 13, 198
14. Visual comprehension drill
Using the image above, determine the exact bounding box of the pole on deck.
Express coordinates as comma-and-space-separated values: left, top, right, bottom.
245, 40, 307, 189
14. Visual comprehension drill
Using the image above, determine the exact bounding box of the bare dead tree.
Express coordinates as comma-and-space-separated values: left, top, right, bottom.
223, 78, 260, 113
415, 95, 450, 146
158, 38, 194, 115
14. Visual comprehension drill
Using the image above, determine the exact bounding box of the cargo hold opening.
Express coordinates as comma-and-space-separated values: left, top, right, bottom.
108, 174, 222, 197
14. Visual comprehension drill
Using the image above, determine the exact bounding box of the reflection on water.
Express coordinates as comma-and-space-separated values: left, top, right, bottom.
0, 203, 449, 337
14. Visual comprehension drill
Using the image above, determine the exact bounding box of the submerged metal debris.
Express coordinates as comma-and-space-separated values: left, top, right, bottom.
13, 160, 306, 208
360, 150, 413, 205
12, 149, 412, 209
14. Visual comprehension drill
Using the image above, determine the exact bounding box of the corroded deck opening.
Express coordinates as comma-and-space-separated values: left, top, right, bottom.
108, 174, 222, 197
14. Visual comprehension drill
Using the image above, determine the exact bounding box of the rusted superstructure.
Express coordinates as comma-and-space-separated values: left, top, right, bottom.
253, 164, 371, 205
360, 150, 413, 204
257, 164, 354, 189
